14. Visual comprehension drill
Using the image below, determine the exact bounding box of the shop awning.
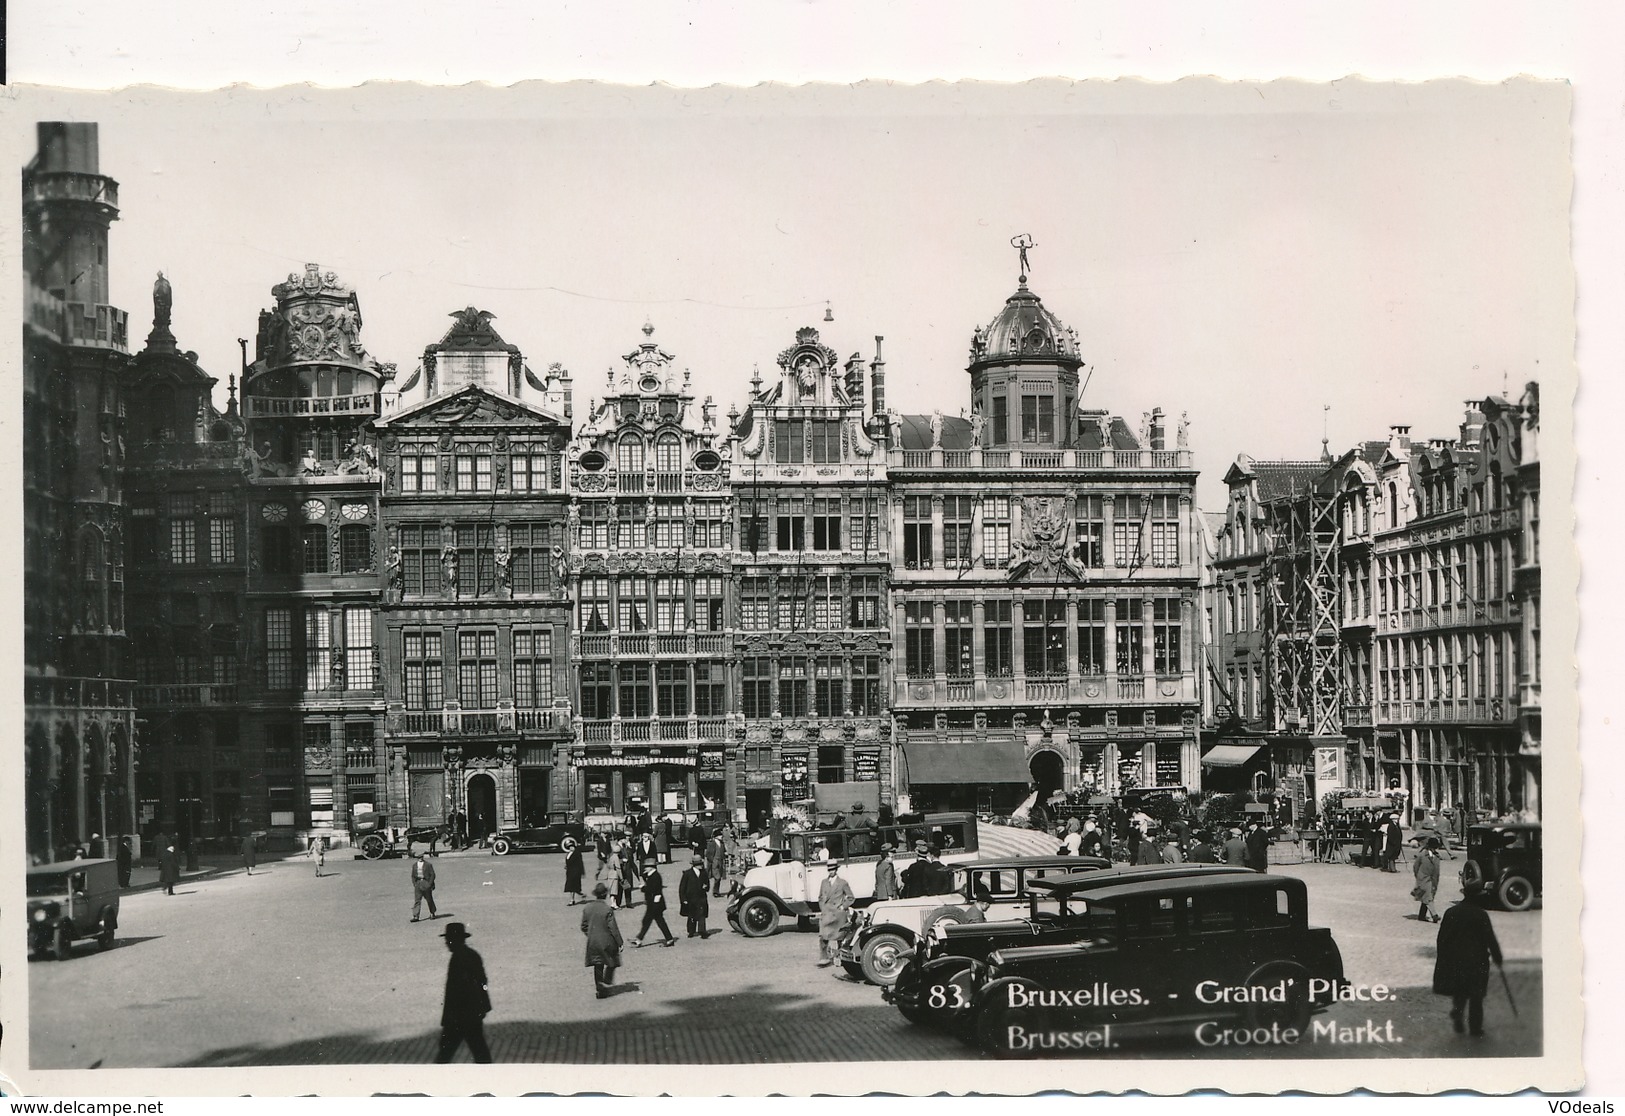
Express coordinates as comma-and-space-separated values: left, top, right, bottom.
1201, 744, 1264, 768
907, 741, 1031, 785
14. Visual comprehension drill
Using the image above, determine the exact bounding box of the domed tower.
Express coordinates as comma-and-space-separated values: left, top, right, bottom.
966, 275, 1085, 450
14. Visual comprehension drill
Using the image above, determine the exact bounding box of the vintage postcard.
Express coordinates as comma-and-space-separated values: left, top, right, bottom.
0, 78, 1579, 1096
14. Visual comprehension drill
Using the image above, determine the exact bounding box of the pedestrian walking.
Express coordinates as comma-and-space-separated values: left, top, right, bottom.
582, 882, 625, 998
679, 854, 711, 939
605, 841, 625, 909
705, 830, 728, 897
240, 830, 258, 875
1222, 827, 1246, 867
618, 838, 640, 909
816, 861, 855, 967
636, 830, 657, 869
434, 922, 492, 1063
563, 837, 586, 905
1244, 821, 1271, 873
872, 843, 899, 901
409, 849, 438, 922
116, 836, 132, 889
632, 864, 677, 947
654, 817, 671, 865
1379, 812, 1404, 872
1411, 837, 1443, 922
1433, 900, 1504, 1036
158, 838, 180, 896
309, 834, 327, 877
594, 830, 611, 880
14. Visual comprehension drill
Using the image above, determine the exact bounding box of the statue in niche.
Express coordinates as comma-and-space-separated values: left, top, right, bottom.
494, 544, 512, 595
385, 545, 403, 598
968, 406, 986, 448
441, 544, 458, 594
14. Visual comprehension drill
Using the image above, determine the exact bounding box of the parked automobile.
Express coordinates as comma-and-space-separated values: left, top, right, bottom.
1460, 822, 1541, 911
839, 855, 1110, 985
28, 859, 121, 961
727, 813, 981, 938
886, 864, 1254, 1032
964, 872, 1348, 1054
491, 812, 588, 856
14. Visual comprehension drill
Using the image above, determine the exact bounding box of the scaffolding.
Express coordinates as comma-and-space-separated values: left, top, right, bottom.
1263, 474, 1342, 739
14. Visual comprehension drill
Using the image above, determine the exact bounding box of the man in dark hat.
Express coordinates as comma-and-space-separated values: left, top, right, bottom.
410, 849, 438, 922
1433, 899, 1504, 1036
816, 861, 855, 968
632, 863, 677, 947
899, 848, 932, 899
925, 847, 956, 895
435, 922, 492, 1063
116, 836, 133, 889
678, 853, 711, 939
872, 842, 899, 901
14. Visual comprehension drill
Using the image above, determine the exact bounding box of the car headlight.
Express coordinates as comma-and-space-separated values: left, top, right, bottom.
33, 908, 48, 922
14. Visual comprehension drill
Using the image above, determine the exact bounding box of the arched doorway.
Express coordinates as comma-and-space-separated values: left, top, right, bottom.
466, 773, 497, 841
1029, 748, 1066, 801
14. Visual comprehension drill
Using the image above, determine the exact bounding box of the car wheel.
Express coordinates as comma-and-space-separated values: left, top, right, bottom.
98, 912, 116, 951
492, 837, 512, 857
52, 924, 72, 962
1243, 961, 1313, 1031
974, 977, 1048, 1057
919, 906, 972, 939
736, 895, 780, 938
1460, 859, 1483, 891
841, 959, 867, 980
360, 834, 387, 860
1498, 875, 1536, 912
857, 933, 912, 986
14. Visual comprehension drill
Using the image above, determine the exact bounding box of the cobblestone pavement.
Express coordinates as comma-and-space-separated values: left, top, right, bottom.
27, 848, 1541, 1067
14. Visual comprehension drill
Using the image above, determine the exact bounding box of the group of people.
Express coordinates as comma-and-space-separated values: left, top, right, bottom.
1045, 814, 1278, 872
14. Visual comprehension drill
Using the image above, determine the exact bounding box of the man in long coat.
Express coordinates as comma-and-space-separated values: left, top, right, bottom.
158, 838, 180, 896
240, 830, 258, 876
1433, 900, 1503, 1036
435, 922, 492, 1062
1412, 838, 1442, 922
632, 864, 677, 947
116, 837, 133, 889
1222, 827, 1247, 866
1378, 812, 1405, 873
1243, 821, 1271, 873
816, 861, 855, 967
872, 843, 900, 901
653, 817, 671, 864
581, 881, 624, 997
705, 831, 728, 897
410, 849, 438, 922
678, 854, 711, 938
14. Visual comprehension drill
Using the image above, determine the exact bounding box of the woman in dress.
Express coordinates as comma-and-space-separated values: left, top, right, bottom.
563, 836, 586, 905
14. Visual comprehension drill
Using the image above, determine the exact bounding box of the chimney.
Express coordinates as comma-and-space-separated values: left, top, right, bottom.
870, 336, 886, 419
1150, 407, 1166, 451
844, 353, 865, 410
558, 365, 573, 421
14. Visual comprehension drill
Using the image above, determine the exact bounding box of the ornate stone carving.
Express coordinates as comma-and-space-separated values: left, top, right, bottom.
1014, 495, 1073, 575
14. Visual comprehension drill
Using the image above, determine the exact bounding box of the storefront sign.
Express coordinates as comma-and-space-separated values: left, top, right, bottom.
1155, 750, 1183, 787
700, 746, 725, 774
1316, 746, 1344, 787
854, 749, 880, 782
781, 751, 809, 800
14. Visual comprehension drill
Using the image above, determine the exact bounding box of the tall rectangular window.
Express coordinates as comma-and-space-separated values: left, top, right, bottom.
513, 629, 552, 707
1113, 497, 1143, 567
305, 608, 331, 691
1023, 598, 1067, 678
814, 655, 844, 716
811, 497, 842, 551
849, 575, 881, 629
742, 656, 773, 719
169, 495, 198, 564
343, 605, 374, 689
580, 663, 614, 720
740, 577, 771, 631
403, 631, 443, 710
810, 420, 840, 464
509, 523, 552, 597
1078, 599, 1107, 675
617, 437, 645, 481
340, 524, 371, 573
616, 500, 646, 550
905, 600, 935, 678
693, 500, 727, 548
740, 498, 767, 556
693, 661, 726, 716
654, 577, 685, 632
1153, 598, 1182, 674
851, 655, 882, 715
456, 525, 495, 597
992, 396, 1008, 445
301, 525, 328, 574
852, 496, 881, 554
207, 494, 237, 564
652, 502, 684, 549
776, 574, 809, 631
1149, 495, 1179, 567
579, 502, 610, 549
265, 607, 293, 691
1116, 598, 1144, 675
458, 630, 498, 708
694, 576, 725, 632
778, 656, 809, 717
262, 525, 292, 575
981, 496, 1011, 568
776, 497, 806, 551
656, 662, 689, 719
812, 576, 842, 630
817, 743, 845, 784
985, 600, 1013, 677
617, 577, 649, 631
579, 576, 610, 632
1021, 394, 1054, 443
774, 419, 805, 464
401, 449, 437, 493
1075, 496, 1104, 568
945, 600, 974, 677
904, 497, 933, 569
942, 496, 973, 567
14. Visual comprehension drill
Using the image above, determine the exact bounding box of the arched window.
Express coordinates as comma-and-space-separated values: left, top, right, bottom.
654, 434, 682, 492
617, 436, 644, 474
81, 530, 104, 583
1387, 482, 1399, 527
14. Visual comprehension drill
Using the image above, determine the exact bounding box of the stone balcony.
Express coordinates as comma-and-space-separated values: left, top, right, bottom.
895, 671, 1195, 707
891, 447, 1192, 471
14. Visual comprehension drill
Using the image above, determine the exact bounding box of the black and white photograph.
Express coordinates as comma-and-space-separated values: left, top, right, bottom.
4, 76, 1578, 1096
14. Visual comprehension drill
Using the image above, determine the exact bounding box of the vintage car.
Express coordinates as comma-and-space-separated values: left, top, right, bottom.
28, 858, 121, 961
727, 813, 981, 938
886, 864, 1254, 1032
839, 855, 1110, 986
490, 813, 588, 856
964, 872, 1348, 1054
1460, 822, 1541, 911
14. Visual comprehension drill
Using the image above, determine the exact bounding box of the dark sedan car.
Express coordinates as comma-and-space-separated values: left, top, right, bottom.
1460, 822, 1541, 911
490, 814, 587, 855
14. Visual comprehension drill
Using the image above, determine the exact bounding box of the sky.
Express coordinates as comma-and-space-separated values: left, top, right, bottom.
39, 80, 1571, 510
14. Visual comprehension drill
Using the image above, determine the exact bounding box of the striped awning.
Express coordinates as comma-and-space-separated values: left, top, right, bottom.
1201, 744, 1264, 768
574, 754, 696, 767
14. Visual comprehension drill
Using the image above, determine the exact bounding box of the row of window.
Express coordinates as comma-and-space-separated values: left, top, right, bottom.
578, 499, 731, 550
987, 391, 1073, 445
738, 497, 883, 555
900, 597, 1184, 678
131, 495, 240, 566
396, 523, 561, 597
398, 450, 562, 493
1378, 538, 1513, 614
581, 657, 888, 720
264, 606, 376, 692
258, 524, 374, 575
903, 494, 1180, 570
1376, 631, 1517, 703
579, 576, 731, 633
400, 628, 555, 709
771, 418, 844, 464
